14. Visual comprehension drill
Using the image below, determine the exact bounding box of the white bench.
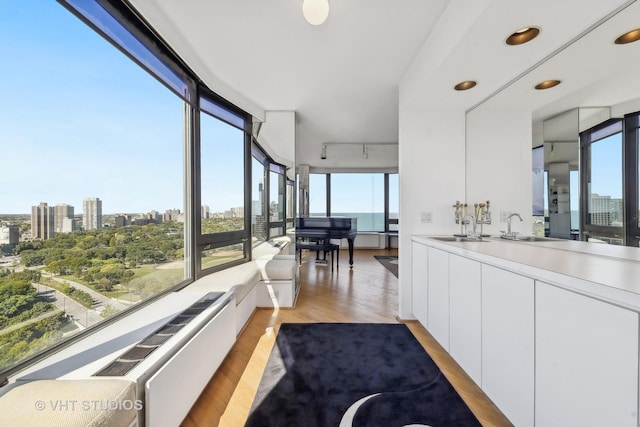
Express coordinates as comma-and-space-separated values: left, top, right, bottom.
184, 253, 298, 333
0, 379, 137, 427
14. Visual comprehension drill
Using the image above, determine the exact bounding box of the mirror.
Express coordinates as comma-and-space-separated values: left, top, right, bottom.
542, 107, 610, 239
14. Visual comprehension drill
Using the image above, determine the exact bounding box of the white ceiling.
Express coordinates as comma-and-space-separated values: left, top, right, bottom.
129, 0, 640, 167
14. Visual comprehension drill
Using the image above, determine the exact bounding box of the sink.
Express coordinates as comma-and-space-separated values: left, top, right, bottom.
431, 236, 489, 242
499, 236, 558, 242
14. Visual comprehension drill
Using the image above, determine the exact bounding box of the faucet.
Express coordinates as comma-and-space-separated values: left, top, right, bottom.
462, 213, 478, 238
505, 213, 523, 238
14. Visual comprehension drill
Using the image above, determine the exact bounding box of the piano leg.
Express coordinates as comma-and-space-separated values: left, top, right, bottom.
347, 238, 355, 268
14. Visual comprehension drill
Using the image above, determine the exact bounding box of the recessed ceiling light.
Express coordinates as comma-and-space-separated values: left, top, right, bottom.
454, 81, 477, 91
614, 28, 640, 44
534, 79, 561, 90
506, 27, 540, 45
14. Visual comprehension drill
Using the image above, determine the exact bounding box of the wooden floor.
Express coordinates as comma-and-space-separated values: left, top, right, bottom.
182, 249, 512, 427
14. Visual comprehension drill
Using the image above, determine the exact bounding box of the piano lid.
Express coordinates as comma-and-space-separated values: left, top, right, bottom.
295, 216, 357, 231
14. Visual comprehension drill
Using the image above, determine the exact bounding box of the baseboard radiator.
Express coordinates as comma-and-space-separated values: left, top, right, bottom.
95, 292, 236, 426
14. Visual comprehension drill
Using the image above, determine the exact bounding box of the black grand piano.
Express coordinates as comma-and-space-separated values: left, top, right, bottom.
295, 217, 357, 268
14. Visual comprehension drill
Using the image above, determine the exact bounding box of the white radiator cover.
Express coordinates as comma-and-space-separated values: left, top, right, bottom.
144, 301, 235, 426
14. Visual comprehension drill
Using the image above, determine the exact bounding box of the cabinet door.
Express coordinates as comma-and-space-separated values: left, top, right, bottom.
411, 242, 429, 326
449, 254, 481, 384
481, 265, 534, 427
536, 282, 639, 427
427, 247, 449, 350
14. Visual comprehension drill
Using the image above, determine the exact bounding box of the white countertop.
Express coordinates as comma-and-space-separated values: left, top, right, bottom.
412, 235, 640, 312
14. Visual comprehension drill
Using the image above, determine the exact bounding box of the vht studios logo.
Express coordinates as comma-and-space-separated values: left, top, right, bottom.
34, 399, 143, 412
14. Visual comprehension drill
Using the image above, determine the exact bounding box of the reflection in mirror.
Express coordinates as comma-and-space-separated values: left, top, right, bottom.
540, 107, 610, 240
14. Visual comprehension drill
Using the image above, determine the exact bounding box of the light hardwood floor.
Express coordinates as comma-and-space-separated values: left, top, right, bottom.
182, 249, 512, 427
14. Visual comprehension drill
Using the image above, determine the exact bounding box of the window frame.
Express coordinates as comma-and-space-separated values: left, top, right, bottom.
195, 87, 252, 276
309, 172, 398, 233
251, 141, 288, 241
580, 118, 625, 244
624, 113, 640, 246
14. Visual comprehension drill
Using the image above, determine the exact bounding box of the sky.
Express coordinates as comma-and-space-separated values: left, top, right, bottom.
0, 2, 243, 215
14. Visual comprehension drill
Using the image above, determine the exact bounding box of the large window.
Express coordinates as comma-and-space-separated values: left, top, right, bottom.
581, 120, 624, 244
0, 1, 189, 373
269, 164, 285, 236
331, 174, 385, 232
251, 143, 288, 244
580, 114, 640, 247
251, 156, 267, 242
388, 173, 399, 232
197, 96, 250, 273
309, 173, 327, 216
286, 179, 295, 230
307, 172, 397, 233
0, 0, 257, 378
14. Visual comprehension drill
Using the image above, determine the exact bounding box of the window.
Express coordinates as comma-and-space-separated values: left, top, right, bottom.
251, 156, 267, 242
570, 170, 579, 232
0, 1, 188, 373
199, 107, 246, 235
388, 173, 399, 232
581, 120, 624, 244
251, 143, 288, 242
268, 164, 285, 236
331, 173, 385, 232
625, 113, 640, 245
197, 95, 250, 272
309, 173, 327, 216
286, 179, 295, 230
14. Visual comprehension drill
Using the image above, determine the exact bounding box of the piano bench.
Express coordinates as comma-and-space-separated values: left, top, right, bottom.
296, 242, 340, 271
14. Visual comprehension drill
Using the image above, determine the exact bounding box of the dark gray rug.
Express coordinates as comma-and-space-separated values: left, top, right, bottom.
245, 323, 480, 427
374, 255, 398, 277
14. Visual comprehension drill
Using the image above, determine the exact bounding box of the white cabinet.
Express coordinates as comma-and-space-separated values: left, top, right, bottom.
411, 242, 429, 326
481, 265, 534, 427
427, 247, 449, 350
448, 254, 481, 384
536, 282, 639, 427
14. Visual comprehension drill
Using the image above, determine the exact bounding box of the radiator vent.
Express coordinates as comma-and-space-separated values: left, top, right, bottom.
94, 292, 223, 377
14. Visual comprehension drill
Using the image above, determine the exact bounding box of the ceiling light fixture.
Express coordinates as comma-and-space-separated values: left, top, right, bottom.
506, 27, 540, 45
454, 80, 477, 91
534, 79, 561, 90
614, 28, 640, 44
303, 0, 329, 26
320, 144, 327, 160
362, 145, 368, 159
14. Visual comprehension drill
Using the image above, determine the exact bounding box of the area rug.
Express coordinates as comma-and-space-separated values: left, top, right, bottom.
245, 323, 480, 427
374, 255, 398, 277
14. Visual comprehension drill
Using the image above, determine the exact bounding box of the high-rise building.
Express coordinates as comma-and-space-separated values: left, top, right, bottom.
590, 194, 623, 226
31, 202, 54, 240
114, 214, 132, 228
61, 217, 77, 233
0, 224, 19, 246
164, 208, 182, 222
54, 204, 74, 233
83, 197, 103, 230
202, 205, 210, 219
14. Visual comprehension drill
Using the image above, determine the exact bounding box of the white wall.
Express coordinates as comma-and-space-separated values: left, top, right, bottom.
466, 108, 533, 236
398, 107, 466, 319
398, 103, 535, 320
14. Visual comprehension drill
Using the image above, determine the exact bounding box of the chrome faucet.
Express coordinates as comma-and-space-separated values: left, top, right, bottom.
503, 212, 523, 238
462, 213, 478, 238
